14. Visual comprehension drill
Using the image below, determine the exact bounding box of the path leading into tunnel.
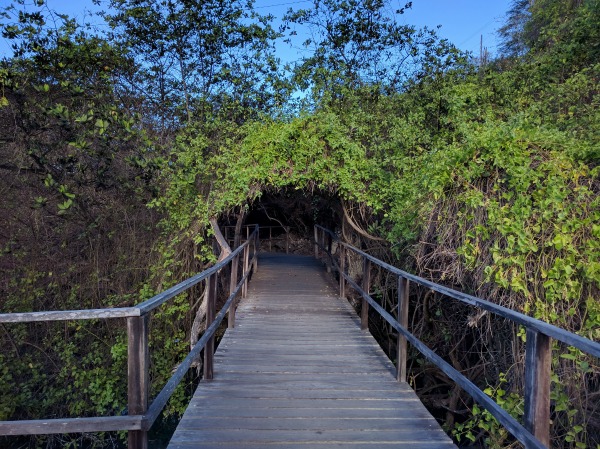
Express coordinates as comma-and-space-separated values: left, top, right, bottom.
167, 253, 456, 449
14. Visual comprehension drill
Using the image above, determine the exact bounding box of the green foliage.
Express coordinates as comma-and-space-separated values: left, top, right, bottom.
453, 373, 523, 448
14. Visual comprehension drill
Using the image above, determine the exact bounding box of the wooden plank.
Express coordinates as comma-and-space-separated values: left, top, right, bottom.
168, 443, 455, 449
190, 389, 420, 399
0, 307, 140, 323
175, 417, 441, 431
0, 416, 143, 435
169, 429, 450, 444
181, 406, 434, 419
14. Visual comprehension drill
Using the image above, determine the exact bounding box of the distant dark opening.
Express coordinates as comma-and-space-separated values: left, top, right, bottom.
243, 187, 342, 252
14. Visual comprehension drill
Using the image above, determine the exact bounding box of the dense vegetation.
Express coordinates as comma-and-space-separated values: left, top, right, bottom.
1, 0, 598, 447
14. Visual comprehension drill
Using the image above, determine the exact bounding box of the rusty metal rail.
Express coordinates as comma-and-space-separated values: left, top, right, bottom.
0, 225, 260, 449
314, 224, 600, 449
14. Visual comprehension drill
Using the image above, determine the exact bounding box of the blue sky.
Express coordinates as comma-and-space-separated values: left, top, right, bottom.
1, 0, 513, 59
253, 0, 512, 59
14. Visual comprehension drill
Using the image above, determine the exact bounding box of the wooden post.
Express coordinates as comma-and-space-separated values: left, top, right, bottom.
314, 226, 319, 259
361, 256, 371, 331
285, 227, 289, 254
269, 227, 272, 252
204, 272, 217, 380
396, 276, 409, 383
252, 232, 258, 273
127, 314, 149, 449
524, 328, 551, 448
228, 253, 239, 329
242, 244, 250, 298
339, 245, 346, 299
326, 233, 332, 273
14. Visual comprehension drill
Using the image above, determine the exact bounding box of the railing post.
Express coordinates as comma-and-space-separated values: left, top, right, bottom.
314, 226, 319, 259
326, 233, 332, 273
339, 245, 346, 299
228, 253, 239, 329
252, 231, 258, 273
524, 328, 551, 448
127, 314, 149, 449
396, 276, 409, 383
285, 227, 289, 254
242, 244, 250, 298
361, 256, 371, 331
204, 272, 217, 380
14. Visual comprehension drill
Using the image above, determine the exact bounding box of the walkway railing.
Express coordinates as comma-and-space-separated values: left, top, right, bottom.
314, 224, 600, 449
225, 224, 292, 253
0, 225, 260, 449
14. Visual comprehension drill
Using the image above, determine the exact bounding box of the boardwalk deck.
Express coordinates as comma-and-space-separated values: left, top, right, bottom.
167, 253, 456, 449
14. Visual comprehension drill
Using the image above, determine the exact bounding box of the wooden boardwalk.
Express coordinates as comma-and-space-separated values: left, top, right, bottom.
167, 253, 456, 449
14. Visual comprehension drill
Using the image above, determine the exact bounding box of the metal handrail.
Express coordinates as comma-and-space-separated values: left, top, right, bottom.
0, 225, 260, 447
314, 224, 600, 449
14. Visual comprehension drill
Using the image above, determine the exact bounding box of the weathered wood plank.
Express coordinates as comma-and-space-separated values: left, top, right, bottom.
181, 406, 435, 419
168, 443, 455, 449
0, 416, 143, 435
167, 253, 455, 449
0, 307, 140, 323
127, 314, 149, 449
176, 417, 442, 431
524, 329, 551, 447
169, 429, 450, 444
397, 276, 409, 383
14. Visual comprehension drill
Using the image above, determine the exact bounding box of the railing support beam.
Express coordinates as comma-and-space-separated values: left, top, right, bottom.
326, 233, 333, 273
127, 314, 149, 449
396, 276, 409, 383
285, 227, 289, 254
242, 244, 250, 298
203, 272, 217, 380
524, 329, 551, 448
228, 254, 239, 329
252, 232, 258, 273
339, 245, 346, 299
361, 256, 371, 331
